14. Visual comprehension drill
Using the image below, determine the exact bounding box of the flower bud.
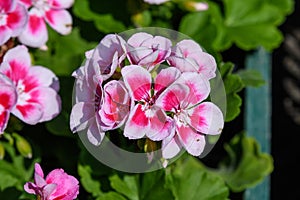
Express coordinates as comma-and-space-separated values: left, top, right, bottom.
13, 133, 32, 159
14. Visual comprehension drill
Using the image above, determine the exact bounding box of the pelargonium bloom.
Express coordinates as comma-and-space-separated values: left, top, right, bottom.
0, 45, 61, 125
156, 72, 224, 159
127, 32, 172, 70
0, 73, 17, 134
18, 0, 74, 48
121, 65, 180, 140
70, 52, 130, 145
0, 0, 28, 45
24, 163, 79, 200
167, 39, 217, 80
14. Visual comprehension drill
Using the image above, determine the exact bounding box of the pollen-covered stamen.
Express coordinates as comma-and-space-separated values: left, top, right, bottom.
16, 80, 30, 105
174, 109, 190, 127
0, 14, 7, 26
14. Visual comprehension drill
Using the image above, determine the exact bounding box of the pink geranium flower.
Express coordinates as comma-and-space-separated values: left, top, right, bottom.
156, 72, 224, 158
0, 45, 61, 125
18, 0, 74, 48
121, 65, 180, 140
167, 39, 217, 80
24, 163, 79, 200
70, 51, 130, 145
0, 0, 28, 45
0, 73, 17, 134
127, 32, 172, 70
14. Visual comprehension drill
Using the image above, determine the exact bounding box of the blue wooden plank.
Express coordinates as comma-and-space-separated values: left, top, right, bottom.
244, 48, 271, 200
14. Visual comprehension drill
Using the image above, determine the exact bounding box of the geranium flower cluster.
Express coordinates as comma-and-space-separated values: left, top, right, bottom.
70, 32, 224, 161
24, 163, 79, 200
0, 0, 73, 48
0, 45, 61, 134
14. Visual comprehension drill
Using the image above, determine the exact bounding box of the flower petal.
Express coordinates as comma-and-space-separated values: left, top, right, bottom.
154, 67, 181, 94
7, 3, 28, 37
127, 32, 153, 47
51, 0, 74, 9
34, 163, 44, 178
146, 108, 172, 141
0, 0, 16, 12
123, 104, 148, 139
45, 168, 79, 200
156, 83, 189, 112
70, 102, 95, 133
32, 87, 61, 123
18, 8, 48, 48
45, 9, 72, 35
24, 182, 38, 195
121, 65, 151, 101
190, 102, 224, 135
0, 26, 12, 45
177, 125, 206, 156
162, 135, 181, 159
87, 116, 105, 146
28, 66, 60, 90
176, 72, 210, 105
42, 183, 57, 199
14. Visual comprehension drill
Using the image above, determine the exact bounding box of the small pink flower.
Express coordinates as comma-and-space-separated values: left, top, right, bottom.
18, 0, 74, 48
143, 0, 169, 5
167, 39, 217, 80
156, 72, 224, 158
0, 45, 61, 125
121, 65, 180, 140
0, 73, 17, 134
0, 0, 28, 45
24, 163, 79, 200
127, 32, 172, 70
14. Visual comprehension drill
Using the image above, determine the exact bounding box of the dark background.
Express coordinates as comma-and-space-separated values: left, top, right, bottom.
272, 1, 300, 199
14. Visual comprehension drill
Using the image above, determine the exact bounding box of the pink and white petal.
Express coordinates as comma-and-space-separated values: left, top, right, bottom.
0, 26, 12, 46
190, 102, 224, 135
147, 108, 172, 141
162, 135, 182, 159
24, 182, 38, 195
87, 116, 105, 146
18, 8, 48, 48
42, 183, 57, 199
123, 104, 148, 139
156, 83, 189, 112
0, 0, 16, 12
142, 36, 172, 58
127, 32, 152, 47
154, 67, 181, 94
19, 0, 32, 9
12, 98, 43, 125
2, 45, 31, 72
0, 83, 17, 110
167, 56, 199, 72
34, 163, 44, 178
176, 39, 203, 57
51, 0, 74, 9
193, 52, 217, 79
127, 46, 153, 65
176, 72, 210, 105
177, 125, 206, 156
28, 66, 59, 89
7, 3, 28, 37
0, 110, 10, 134
70, 102, 95, 133
45, 9, 72, 35
121, 65, 151, 101
31, 87, 61, 123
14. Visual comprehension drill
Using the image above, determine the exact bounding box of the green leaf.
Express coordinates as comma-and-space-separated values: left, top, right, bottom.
165, 156, 229, 200
33, 28, 96, 76
78, 164, 103, 197
73, 0, 126, 33
216, 132, 274, 192
109, 175, 139, 200
237, 69, 266, 87
219, 62, 244, 121
96, 192, 127, 200
140, 170, 174, 200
